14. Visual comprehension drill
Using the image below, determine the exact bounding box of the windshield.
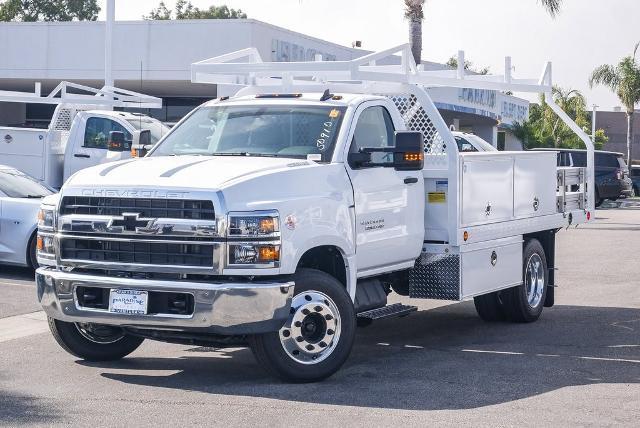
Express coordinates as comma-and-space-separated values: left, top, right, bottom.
150, 105, 347, 161
0, 169, 54, 198
126, 117, 170, 144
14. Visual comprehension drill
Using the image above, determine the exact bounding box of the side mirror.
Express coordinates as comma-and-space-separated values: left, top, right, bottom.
107, 131, 126, 152
347, 131, 424, 171
131, 130, 152, 157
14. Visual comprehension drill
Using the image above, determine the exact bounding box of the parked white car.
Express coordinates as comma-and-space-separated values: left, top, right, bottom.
452, 131, 497, 152
0, 165, 55, 268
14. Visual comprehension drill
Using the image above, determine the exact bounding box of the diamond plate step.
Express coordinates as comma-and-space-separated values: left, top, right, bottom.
356, 303, 417, 326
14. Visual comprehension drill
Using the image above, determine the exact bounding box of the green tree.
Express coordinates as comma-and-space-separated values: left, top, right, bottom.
0, 0, 99, 21
403, 0, 562, 66
445, 55, 490, 75
514, 87, 608, 150
589, 43, 640, 164
145, 0, 247, 20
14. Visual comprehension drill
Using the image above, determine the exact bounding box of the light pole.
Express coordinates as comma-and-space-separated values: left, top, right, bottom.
591, 104, 598, 142
105, 0, 115, 89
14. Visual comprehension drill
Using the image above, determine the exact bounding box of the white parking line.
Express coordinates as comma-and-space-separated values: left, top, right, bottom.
0, 311, 48, 343
461, 349, 524, 355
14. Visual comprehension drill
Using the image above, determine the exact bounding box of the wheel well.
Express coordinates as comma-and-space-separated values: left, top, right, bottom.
523, 230, 556, 308
296, 246, 347, 287
26, 229, 37, 267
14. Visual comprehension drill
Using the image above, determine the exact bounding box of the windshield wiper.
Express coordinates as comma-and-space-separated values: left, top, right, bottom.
208, 152, 283, 158
25, 195, 44, 198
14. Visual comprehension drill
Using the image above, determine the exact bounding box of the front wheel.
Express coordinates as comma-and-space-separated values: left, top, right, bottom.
48, 318, 144, 361
502, 239, 548, 323
249, 268, 356, 383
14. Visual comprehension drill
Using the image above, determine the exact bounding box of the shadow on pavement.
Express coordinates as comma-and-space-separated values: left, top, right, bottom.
83, 303, 640, 411
0, 391, 61, 424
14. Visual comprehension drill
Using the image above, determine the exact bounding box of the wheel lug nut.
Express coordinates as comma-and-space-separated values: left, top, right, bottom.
319, 341, 327, 348
306, 344, 314, 351
327, 329, 334, 335
294, 321, 302, 327
324, 314, 333, 321
282, 329, 290, 337
305, 295, 312, 301
302, 309, 310, 315
314, 305, 322, 312
296, 336, 304, 342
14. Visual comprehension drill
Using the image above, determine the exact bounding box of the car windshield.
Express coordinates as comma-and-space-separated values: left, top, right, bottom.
0, 169, 54, 198
150, 105, 347, 161
126, 117, 170, 144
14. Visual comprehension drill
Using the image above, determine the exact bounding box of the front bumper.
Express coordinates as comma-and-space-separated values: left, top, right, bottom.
36, 267, 294, 335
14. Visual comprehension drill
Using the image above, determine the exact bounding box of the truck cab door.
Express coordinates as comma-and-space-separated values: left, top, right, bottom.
345, 103, 425, 275
64, 115, 133, 182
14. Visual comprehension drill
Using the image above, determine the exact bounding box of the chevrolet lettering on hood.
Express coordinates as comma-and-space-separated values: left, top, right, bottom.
80, 189, 188, 199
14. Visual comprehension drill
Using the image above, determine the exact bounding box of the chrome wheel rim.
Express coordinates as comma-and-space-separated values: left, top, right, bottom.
279, 290, 341, 365
525, 253, 545, 309
75, 323, 125, 344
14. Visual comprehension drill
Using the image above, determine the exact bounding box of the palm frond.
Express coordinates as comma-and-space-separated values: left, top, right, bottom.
589, 64, 619, 90
404, 0, 425, 20
539, 0, 562, 17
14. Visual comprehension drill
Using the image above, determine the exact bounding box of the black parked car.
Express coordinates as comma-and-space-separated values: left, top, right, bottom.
631, 165, 640, 195
533, 149, 634, 207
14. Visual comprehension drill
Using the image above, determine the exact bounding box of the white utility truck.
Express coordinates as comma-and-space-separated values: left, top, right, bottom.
0, 82, 166, 189
36, 46, 594, 382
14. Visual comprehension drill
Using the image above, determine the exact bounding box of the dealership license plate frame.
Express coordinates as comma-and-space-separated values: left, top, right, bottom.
108, 289, 149, 315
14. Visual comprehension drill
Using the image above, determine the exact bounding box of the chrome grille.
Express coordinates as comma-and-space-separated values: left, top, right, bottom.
60, 197, 215, 220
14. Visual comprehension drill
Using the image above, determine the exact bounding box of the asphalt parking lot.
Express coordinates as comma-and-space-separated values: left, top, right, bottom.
1, 200, 639, 427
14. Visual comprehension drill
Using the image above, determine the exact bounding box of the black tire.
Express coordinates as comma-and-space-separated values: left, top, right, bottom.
27, 233, 39, 270
595, 189, 603, 208
249, 268, 356, 383
48, 317, 144, 361
502, 239, 548, 323
473, 291, 507, 322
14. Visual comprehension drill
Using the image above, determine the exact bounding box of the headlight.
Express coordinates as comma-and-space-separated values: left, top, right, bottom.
37, 207, 55, 230
37, 234, 55, 254
228, 244, 280, 267
228, 212, 279, 237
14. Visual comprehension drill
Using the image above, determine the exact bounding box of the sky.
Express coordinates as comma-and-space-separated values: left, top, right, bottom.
98, 0, 640, 110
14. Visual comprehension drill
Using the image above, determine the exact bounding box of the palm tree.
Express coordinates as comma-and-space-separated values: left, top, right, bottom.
589, 43, 640, 164
542, 87, 587, 147
404, 1, 562, 65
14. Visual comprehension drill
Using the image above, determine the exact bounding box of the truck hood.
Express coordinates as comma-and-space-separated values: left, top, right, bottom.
65, 155, 318, 190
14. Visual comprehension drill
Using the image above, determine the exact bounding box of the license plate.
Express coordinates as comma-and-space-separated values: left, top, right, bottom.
108, 289, 148, 315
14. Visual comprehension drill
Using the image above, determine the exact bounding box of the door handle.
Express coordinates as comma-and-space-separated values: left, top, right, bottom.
404, 177, 418, 184
74, 154, 90, 158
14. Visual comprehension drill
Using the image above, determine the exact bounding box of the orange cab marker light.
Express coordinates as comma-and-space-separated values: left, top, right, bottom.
463, 231, 469, 242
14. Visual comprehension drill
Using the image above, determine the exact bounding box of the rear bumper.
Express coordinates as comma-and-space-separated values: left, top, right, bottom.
36, 267, 294, 335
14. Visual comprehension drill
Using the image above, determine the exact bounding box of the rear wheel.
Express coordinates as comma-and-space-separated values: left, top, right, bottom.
502, 239, 548, 323
595, 188, 603, 207
474, 291, 507, 322
48, 318, 144, 361
249, 268, 356, 383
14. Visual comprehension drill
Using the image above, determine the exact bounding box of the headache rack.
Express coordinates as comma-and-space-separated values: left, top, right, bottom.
191, 44, 595, 246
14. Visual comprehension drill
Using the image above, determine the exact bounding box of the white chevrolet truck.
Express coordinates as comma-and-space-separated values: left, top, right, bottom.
36, 46, 595, 382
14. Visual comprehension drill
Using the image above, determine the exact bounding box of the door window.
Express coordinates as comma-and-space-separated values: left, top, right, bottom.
84, 117, 132, 149
351, 106, 395, 153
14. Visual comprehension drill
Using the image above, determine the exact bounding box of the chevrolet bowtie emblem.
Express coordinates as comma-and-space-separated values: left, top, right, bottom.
110, 213, 151, 232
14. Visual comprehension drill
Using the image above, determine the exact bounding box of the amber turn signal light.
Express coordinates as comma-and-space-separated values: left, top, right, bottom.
257, 245, 280, 262
404, 152, 424, 162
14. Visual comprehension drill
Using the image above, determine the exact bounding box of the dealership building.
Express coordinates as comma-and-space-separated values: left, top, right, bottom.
0, 18, 529, 149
